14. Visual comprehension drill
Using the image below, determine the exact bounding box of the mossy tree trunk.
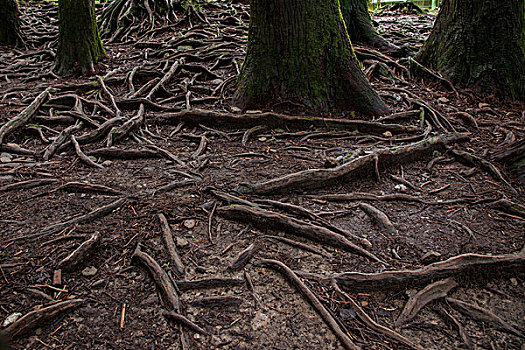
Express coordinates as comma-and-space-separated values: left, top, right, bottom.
233, 0, 389, 116
340, 0, 398, 52
416, 0, 525, 101
0, 0, 24, 47
54, 0, 105, 76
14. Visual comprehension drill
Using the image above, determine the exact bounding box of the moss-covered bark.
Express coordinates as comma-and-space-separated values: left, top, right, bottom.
233, 0, 389, 116
54, 0, 105, 76
416, 0, 525, 101
0, 0, 24, 47
340, 0, 398, 52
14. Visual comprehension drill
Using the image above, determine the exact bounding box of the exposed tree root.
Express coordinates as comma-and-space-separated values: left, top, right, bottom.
158, 213, 185, 277
132, 244, 180, 312
0, 87, 52, 145
257, 259, 360, 350
395, 278, 458, 327
256, 198, 372, 247
445, 298, 524, 338
2, 299, 84, 339
227, 242, 262, 271
174, 278, 244, 292
335, 250, 524, 291
0, 178, 57, 193
57, 232, 101, 271
448, 148, 518, 194
99, 0, 180, 42
217, 204, 385, 264
41, 197, 127, 236
332, 281, 424, 350
358, 202, 398, 235
190, 296, 244, 308
162, 311, 209, 335
240, 134, 469, 194
437, 306, 474, 350
156, 109, 421, 135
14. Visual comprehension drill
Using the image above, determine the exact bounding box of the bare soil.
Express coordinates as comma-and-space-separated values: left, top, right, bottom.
0, 2, 523, 350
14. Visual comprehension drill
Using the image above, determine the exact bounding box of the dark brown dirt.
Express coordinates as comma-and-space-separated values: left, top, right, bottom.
0, 2, 523, 350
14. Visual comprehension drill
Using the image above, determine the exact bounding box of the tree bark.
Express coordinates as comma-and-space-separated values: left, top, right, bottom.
416, 0, 525, 101
0, 0, 24, 47
54, 0, 105, 76
340, 0, 398, 52
233, 0, 389, 116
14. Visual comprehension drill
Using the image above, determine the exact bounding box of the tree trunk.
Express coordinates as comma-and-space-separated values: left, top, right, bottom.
0, 0, 24, 47
54, 0, 105, 76
340, 0, 398, 52
416, 0, 525, 101
233, 0, 389, 116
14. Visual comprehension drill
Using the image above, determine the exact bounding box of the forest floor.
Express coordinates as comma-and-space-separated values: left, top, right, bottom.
0, 1, 524, 350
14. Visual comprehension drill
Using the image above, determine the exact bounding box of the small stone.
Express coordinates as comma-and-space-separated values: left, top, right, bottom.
3, 312, 22, 327
394, 184, 408, 192
88, 156, 98, 162
510, 278, 518, 286
183, 219, 196, 229
360, 300, 368, 307
258, 137, 267, 142
382, 131, 393, 138
438, 97, 449, 103
421, 251, 441, 264
101, 160, 113, 167
176, 237, 189, 248
0, 152, 13, 163
230, 106, 241, 113
82, 266, 98, 277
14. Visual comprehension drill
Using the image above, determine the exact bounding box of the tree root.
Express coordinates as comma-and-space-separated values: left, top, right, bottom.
57, 232, 101, 271
445, 298, 524, 338
70, 135, 104, 169
174, 278, 244, 292
156, 109, 421, 135
132, 244, 180, 312
448, 148, 518, 194
332, 281, 424, 350
158, 213, 185, 277
358, 203, 398, 235
227, 242, 262, 271
395, 278, 458, 327
41, 197, 127, 236
437, 306, 474, 350
162, 311, 209, 335
2, 299, 84, 339
0, 179, 57, 193
217, 204, 385, 264
256, 198, 372, 247
335, 250, 524, 291
190, 296, 244, 308
0, 87, 52, 145
240, 134, 469, 194
256, 259, 360, 350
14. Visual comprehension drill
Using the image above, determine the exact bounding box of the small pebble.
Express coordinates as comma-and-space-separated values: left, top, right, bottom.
421, 251, 441, 264
2, 312, 22, 327
101, 160, 113, 167
82, 266, 98, 277
183, 219, 196, 229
